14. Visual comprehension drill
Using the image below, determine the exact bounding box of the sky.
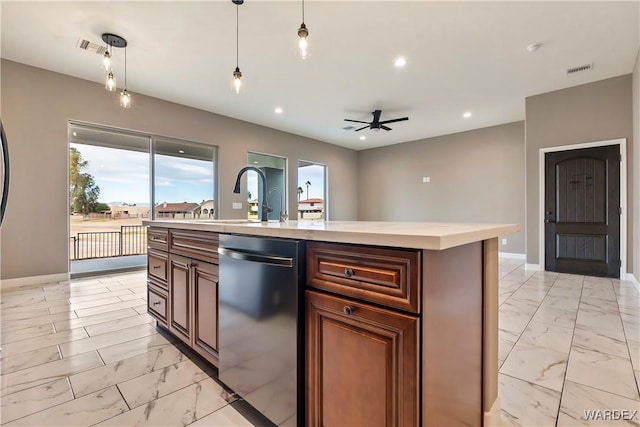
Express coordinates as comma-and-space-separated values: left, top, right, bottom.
71, 144, 213, 205
72, 144, 325, 206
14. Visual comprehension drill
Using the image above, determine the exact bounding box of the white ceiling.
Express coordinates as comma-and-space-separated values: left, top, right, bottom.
1, 1, 638, 150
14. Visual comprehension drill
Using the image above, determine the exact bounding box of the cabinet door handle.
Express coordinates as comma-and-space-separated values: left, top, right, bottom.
152, 265, 161, 269
343, 306, 355, 316
152, 301, 161, 306
344, 268, 354, 278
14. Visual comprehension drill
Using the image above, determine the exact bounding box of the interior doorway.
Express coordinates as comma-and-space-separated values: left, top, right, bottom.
543, 144, 622, 278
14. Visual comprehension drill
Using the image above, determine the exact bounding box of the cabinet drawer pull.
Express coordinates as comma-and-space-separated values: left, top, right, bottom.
343, 306, 355, 316
152, 265, 161, 269
152, 301, 161, 306
344, 268, 355, 278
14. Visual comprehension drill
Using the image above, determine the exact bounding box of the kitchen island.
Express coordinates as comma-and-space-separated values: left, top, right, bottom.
143, 220, 519, 427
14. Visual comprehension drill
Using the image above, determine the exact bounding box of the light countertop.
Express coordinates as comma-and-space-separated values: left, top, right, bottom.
144, 220, 520, 250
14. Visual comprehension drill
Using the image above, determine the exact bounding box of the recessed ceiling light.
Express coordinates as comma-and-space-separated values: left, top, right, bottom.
359, 136, 366, 140
253, 161, 259, 164
178, 150, 185, 154
394, 57, 407, 68
72, 131, 77, 137
274, 107, 283, 114
463, 112, 472, 119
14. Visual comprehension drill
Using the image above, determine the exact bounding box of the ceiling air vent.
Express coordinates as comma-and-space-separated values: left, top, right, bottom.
342, 125, 355, 131
76, 37, 107, 55
566, 63, 593, 76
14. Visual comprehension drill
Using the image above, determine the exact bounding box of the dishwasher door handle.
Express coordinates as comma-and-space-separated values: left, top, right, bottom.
218, 247, 294, 267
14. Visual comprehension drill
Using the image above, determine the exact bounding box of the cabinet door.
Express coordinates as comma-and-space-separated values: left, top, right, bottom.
169, 254, 192, 345
192, 261, 219, 365
306, 290, 419, 427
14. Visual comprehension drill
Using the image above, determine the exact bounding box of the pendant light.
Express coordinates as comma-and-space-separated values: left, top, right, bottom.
105, 70, 116, 92
102, 45, 112, 70
297, 0, 309, 59
119, 45, 131, 108
101, 33, 127, 96
232, 0, 243, 94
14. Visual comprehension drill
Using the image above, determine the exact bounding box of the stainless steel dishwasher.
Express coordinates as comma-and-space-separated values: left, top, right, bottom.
218, 234, 305, 427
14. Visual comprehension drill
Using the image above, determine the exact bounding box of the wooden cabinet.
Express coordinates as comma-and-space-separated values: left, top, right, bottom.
306, 290, 418, 427
306, 241, 420, 427
192, 262, 219, 363
147, 227, 219, 366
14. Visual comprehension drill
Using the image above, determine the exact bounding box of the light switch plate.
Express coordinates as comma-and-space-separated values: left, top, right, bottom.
232, 202, 242, 210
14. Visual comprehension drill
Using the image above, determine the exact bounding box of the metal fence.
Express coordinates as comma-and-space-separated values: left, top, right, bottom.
70, 225, 147, 260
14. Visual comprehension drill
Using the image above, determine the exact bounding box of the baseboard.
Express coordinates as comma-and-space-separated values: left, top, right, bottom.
483, 396, 501, 427
498, 252, 526, 260
624, 273, 640, 292
524, 263, 541, 271
0, 273, 69, 291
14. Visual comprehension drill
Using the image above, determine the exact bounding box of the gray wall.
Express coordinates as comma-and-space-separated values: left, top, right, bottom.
0, 59, 358, 280
525, 74, 634, 271
633, 51, 639, 281
357, 122, 526, 254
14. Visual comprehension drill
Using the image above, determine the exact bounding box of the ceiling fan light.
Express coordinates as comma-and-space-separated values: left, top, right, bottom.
105, 71, 116, 92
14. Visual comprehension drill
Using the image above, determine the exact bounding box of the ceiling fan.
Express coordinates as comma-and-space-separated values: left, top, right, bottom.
344, 109, 409, 132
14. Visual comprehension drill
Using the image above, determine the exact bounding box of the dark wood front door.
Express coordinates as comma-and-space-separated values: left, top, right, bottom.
544, 145, 620, 277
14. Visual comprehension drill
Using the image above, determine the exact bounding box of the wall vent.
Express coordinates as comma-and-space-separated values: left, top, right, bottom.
342, 125, 355, 130
76, 37, 107, 55
566, 63, 593, 76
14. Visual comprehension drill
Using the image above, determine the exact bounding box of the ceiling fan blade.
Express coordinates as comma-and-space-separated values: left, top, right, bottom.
344, 119, 371, 124
381, 125, 392, 131
355, 125, 369, 131
371, 110, 382, 124
378, 117, 409, 125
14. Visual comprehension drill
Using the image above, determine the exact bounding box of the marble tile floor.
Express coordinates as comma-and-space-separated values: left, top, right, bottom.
0, 261, 638, 426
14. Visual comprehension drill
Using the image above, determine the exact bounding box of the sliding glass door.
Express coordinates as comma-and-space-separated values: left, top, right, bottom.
297, 160, 327, 220
152, 138, 217, 221
68, 123, 218, 275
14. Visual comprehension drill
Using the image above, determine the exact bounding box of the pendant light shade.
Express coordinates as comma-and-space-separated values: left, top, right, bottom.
297, 0, 309, 59
233, 67, 242, 94
120, 89, 131, 108
105, 71, 116, 92
102, 49, 111, 70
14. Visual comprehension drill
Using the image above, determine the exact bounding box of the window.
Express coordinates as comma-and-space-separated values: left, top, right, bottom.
297, 160, 327, 220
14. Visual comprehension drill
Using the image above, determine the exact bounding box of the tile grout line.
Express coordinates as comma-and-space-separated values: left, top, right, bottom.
611, 279, 640, 399
554, 274, 585, 427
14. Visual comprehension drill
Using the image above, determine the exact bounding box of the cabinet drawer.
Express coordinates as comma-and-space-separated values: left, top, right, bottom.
148, 227, 168, 251
307, 242, 421, 313
170, 230, 219, 263
147, 249, 168, 286
148, 285, 168, 324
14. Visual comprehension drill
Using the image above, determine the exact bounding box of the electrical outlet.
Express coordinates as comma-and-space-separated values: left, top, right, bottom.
422, 176, 431, 183
501, 238, 507, 245
232, 202, 242, 210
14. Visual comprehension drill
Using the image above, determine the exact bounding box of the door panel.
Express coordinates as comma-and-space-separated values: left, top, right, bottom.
545, 145, 620, 277
193, 261, 219, 363
169, 254, 192, 344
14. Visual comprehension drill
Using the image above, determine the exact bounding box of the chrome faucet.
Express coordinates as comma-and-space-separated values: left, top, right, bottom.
268, 187, 288, 223
233, 166, 273, 222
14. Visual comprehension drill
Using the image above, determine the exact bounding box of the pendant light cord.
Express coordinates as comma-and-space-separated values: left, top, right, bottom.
302, 0, 305, 23
236, 3, 239, 67
124, 46, 127, 89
